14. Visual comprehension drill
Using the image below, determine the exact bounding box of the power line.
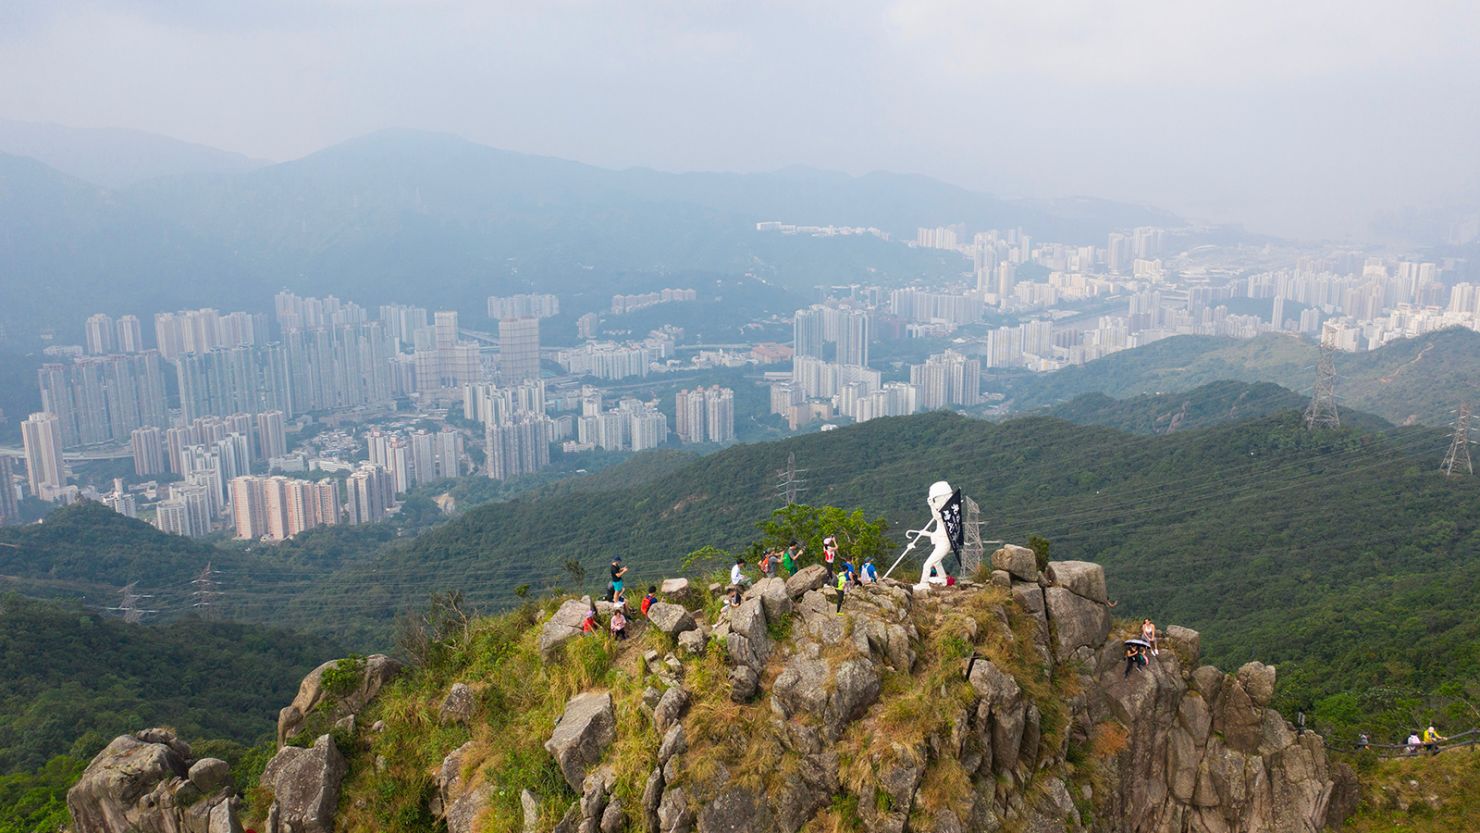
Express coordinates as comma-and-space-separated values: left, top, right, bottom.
1304, 342, 1341, 430
1441, 402, 1474, 478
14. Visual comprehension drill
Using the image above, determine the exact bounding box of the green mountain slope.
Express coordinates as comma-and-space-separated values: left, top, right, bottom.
1004, 327, 1480, 427
257, 410, 1480, 732
1045, 380, 1313, 434
0, 594, 342, 773
0, 502, 330, 611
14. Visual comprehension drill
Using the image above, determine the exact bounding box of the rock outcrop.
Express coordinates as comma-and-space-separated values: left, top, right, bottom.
67, 728, 242, 833
277, 654, 401, 747
545, 691, 618, 791
259, 735, 347, 833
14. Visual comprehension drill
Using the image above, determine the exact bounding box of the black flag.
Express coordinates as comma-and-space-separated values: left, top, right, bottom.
940, 488, 964, 556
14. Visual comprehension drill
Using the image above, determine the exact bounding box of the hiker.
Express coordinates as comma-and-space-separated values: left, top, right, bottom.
834, 567, 849, 614
1137, 645, 1150, 670
1123, 643, 1140, 677
641, 586, 658, 617
610, 557, 628, 599
861, 557, 878, 584
782, 540, 803, 575
823, 536, 838, 574
759, 549, 778, 578
581, 603, 599, 634
1406, 732, 1422, 755
1356, 732, 1370, 751
727, 587, 743, 608
731, 556, 751, 589
611, 607, 629, 641
1141, 619, 1159, 656
1423, 725, 1445, 755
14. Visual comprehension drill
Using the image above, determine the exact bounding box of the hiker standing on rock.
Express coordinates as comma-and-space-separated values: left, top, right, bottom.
823, 536, 838, 574
609, 557, 628, 600
782, 540, 804, 576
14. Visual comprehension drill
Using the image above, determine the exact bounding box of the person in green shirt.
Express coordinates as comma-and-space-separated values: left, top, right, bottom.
782, 540, 804, 576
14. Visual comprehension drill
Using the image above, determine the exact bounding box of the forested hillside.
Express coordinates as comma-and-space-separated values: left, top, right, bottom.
8, 402, 1478, 757
1003, 327, 1480, 427
223, 408, 1480, 745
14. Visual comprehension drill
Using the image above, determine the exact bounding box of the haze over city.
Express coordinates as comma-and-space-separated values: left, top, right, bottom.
3, 1, 1479, 239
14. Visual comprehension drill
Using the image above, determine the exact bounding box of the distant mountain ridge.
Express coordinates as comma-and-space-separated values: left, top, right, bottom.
1004, 327, 1480, 427
0, 118, 266, 188
0, 127, 1176, 338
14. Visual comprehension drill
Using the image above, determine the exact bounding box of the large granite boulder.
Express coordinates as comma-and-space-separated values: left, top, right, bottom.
436, 741, 492, 833
67, 729, 241, 833
991, 545, 1039, 582
541, 597, 595, 657
784, 564, 829, 598
277, 654, 401, 747
1237, 661, 1277, 707
260, 735, 347, 833
1043, 586, 1110, 658
647, 602, 698, 637
545, 691, 617, 791
1045, 560, 1106, 603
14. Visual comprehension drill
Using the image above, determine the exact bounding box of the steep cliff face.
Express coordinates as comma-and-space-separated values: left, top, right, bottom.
69, 550, 1346, 833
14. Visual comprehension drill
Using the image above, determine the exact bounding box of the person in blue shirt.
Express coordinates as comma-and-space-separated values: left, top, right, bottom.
861, 557, 878, 584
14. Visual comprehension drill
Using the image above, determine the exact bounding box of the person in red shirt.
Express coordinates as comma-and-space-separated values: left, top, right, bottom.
641, 586, 658, 616
581, 603, 598, 633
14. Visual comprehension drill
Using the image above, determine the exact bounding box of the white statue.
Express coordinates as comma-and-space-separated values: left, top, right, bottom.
880, 480, 960, 588
910, 480, 955, 588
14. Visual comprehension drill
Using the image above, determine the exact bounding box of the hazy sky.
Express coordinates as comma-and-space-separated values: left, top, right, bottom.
2, 1, 1478, 239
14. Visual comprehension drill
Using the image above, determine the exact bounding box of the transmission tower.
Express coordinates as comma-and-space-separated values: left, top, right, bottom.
1441, 402, 1474, 478
108, 582, 156, 624
191, 562, 224, 619
1304, 343, 1341, 430
775, 452, 808, 507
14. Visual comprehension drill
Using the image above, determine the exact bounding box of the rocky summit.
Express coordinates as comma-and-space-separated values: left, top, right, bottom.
66, 550, 1354, 833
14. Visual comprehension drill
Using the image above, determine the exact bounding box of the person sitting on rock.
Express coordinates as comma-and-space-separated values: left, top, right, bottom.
582, 604, 599, 634
641, 586, 658, 617
727, 587, 743, 608
1124, 643, 1140, 677
1141, 618, 1159, 657
610, 607, 628, 641
730, 555, 752, 589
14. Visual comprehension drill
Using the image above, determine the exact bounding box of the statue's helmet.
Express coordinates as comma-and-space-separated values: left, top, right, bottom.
927, 480, 953, 509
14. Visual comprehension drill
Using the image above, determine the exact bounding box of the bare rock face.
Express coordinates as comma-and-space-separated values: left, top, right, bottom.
260, 735, 347, 833
1045, 560, 1107, 603
648, 602, 699, 637
67, 729, 241, 833
1043, 586, 1110, 659
545, 691, 617, 791
661, 577, 697, 606
1237, 661, 1277, 708
750, 576, 793, 621
436, 741, 492, 833
784, 564, 829, 598
991, 544, 1039, 582
541, 598, 595, 657
439, 682, 476, 725
277, 654, 401, 747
